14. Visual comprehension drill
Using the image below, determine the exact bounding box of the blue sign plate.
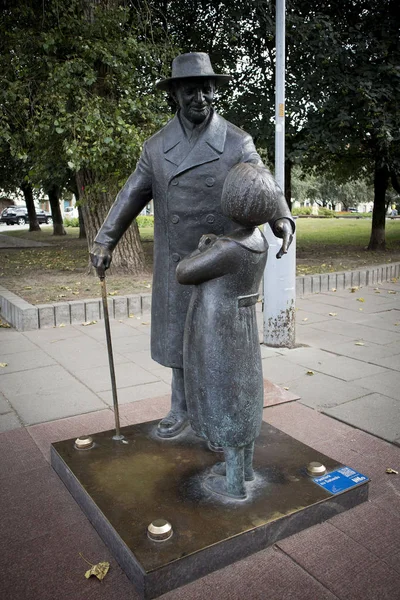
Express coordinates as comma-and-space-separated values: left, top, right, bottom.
313, 467, 368, 494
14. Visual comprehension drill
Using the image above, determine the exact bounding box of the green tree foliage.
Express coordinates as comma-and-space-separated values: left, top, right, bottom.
0, 0, 175, 268
158, 0, 400, 248
292, 168, 374, 211
288, 0, 400, 249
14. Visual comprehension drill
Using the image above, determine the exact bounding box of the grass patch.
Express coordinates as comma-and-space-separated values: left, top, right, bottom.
295, 218, 400, 275
1, 218, 399, 303
297, 218, 400, 248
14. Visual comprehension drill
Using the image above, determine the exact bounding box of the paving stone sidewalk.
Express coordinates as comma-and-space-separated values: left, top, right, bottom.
0, 232, 51, 248
0, 280, 399, 599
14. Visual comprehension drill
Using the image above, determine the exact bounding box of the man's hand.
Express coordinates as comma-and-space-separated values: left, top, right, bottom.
273, 218, 294, 259
90, 242, 113, 277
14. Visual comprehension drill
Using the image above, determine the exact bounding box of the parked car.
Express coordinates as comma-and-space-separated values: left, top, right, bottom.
0, 207, 15, 223
64, 206, 79, 219
0, 207, 53, 225
36, 210, 53, 225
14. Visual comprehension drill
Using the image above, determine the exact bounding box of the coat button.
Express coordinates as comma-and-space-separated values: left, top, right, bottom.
171, 215, 180, 224
205, 177, 215, 187
171, 178, 179, 186
206, 214, 215, 224
172, 253, 181, 262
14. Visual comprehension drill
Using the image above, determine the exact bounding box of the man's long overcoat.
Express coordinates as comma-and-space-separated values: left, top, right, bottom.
95, 109, 292, 368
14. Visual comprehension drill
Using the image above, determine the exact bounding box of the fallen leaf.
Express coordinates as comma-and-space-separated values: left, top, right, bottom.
0, 363, 8, 368
355, 342, 365, 346
283, 386, 289, 390
59, 324, 66, 328
350, 286, 359, 293
395, 323, 399, 326
331, 288, 337, 292
84, 562, 110, 581
302, 317, 308, 322
24, 286, 32, 290
388, 290, 397, 295
386, 468, 398, 475
329, 312, 337, 317
82, 320, 97, 326
108, 290, 119, 296
306, 370, 314, 376
0, 319, 11, 328
391, 277, 398, 283
375, 290, 381, 294
359, 308, 364, 311
129, 314, 135, 318
357, 297, 365, 302
142, 322, 149, 325
80, 553, 110, 581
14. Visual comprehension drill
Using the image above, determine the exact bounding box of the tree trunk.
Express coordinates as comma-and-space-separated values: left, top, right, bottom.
77, 204, 86, 239
70, 177, 86, 239
21, 182, 41, 231
76, 169, 146, 274
367, 162, 389, 251
47, 185, 66, 236
284, 159, 292, 209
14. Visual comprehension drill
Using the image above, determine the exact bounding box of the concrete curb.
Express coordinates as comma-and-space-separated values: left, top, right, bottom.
1, 261, 399, 331
0, 286, 152, 331
296, 261, 400, 296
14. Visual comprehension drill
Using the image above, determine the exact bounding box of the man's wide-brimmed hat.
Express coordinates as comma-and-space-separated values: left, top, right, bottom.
156, 52, 231, 91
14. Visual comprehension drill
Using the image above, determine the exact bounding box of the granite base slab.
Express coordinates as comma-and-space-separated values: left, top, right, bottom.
51, 420, 369, 599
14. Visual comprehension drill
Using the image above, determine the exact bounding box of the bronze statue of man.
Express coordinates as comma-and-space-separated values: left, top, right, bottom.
90, 52, 294, 439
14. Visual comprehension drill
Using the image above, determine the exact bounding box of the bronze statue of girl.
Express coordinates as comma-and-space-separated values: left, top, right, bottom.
177, 163, 292, 499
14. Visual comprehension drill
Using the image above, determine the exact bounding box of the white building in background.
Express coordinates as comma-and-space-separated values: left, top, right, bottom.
292, 198, 374, 213
140, 200, 154, 216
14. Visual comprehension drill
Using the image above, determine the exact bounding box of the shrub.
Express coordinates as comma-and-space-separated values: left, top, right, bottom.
292, 207, 312, 216
64, 217, 79, 227
63, 215, 155, 228
318, 207, 335, 218
136, 215, 154, 227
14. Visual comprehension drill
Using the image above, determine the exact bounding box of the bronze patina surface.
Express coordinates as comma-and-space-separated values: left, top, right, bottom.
51, 420, 369, 598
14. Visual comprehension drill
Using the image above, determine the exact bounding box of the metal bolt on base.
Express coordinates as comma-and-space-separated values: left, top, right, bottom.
307, 461, 327, 477
74, 436, 94, 450
147, 519, 173, 542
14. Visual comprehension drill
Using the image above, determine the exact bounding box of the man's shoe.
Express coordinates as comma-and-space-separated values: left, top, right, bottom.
157, 410, 189, 438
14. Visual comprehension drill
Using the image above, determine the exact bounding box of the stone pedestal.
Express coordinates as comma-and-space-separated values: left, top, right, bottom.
51, 420, 369, 599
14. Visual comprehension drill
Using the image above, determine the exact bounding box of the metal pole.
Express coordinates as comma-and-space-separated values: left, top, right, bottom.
98, 269, 124, 441
263, 0, 296, 348
274, 0, 285, 193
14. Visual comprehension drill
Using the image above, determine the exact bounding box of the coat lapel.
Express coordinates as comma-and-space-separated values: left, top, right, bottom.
163, 115, 190, 167
163, 110, 227, 178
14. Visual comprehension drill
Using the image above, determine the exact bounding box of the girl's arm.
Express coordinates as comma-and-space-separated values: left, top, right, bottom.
176, 238, 237, 285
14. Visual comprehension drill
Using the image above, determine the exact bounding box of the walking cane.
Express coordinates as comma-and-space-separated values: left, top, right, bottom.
97, 266, 124, 441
